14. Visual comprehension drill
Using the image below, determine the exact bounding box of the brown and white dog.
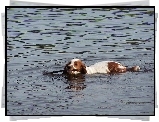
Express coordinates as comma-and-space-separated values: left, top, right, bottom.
63, 59, 140, 75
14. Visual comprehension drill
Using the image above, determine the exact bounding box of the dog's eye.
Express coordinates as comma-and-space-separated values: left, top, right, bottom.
74, 62, 78, 66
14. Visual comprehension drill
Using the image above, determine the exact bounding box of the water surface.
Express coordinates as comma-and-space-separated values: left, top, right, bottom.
7, 7, 154, 115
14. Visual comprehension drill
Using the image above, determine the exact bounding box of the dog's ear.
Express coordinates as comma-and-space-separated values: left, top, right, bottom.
63, 66, 67, 74
63, 62, 70, 74
80, 63, 87, 74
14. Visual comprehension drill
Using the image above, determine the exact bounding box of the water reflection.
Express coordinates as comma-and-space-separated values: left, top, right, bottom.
64, 74, 86, 91
43, 71, 86, 91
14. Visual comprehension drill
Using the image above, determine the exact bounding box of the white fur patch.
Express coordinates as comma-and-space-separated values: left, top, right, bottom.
86, 61, 111, 74
117, 64, 126, 69
69, 59, 80, 69
72, 71, 80, 74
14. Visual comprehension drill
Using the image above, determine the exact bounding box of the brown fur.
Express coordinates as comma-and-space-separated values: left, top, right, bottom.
108, 62, 126, 73
80, 62, 87, 74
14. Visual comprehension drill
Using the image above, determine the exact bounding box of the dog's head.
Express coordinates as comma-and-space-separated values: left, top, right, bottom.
63, 59, 87, 75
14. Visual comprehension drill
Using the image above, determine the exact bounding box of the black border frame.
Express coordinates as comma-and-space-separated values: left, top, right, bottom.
5, 6, 155, 116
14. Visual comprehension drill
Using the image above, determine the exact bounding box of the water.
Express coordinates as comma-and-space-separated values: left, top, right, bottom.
7, 7, 154, 115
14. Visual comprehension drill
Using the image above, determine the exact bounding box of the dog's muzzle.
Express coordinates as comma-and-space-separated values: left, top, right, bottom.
66, 66, 80, 74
